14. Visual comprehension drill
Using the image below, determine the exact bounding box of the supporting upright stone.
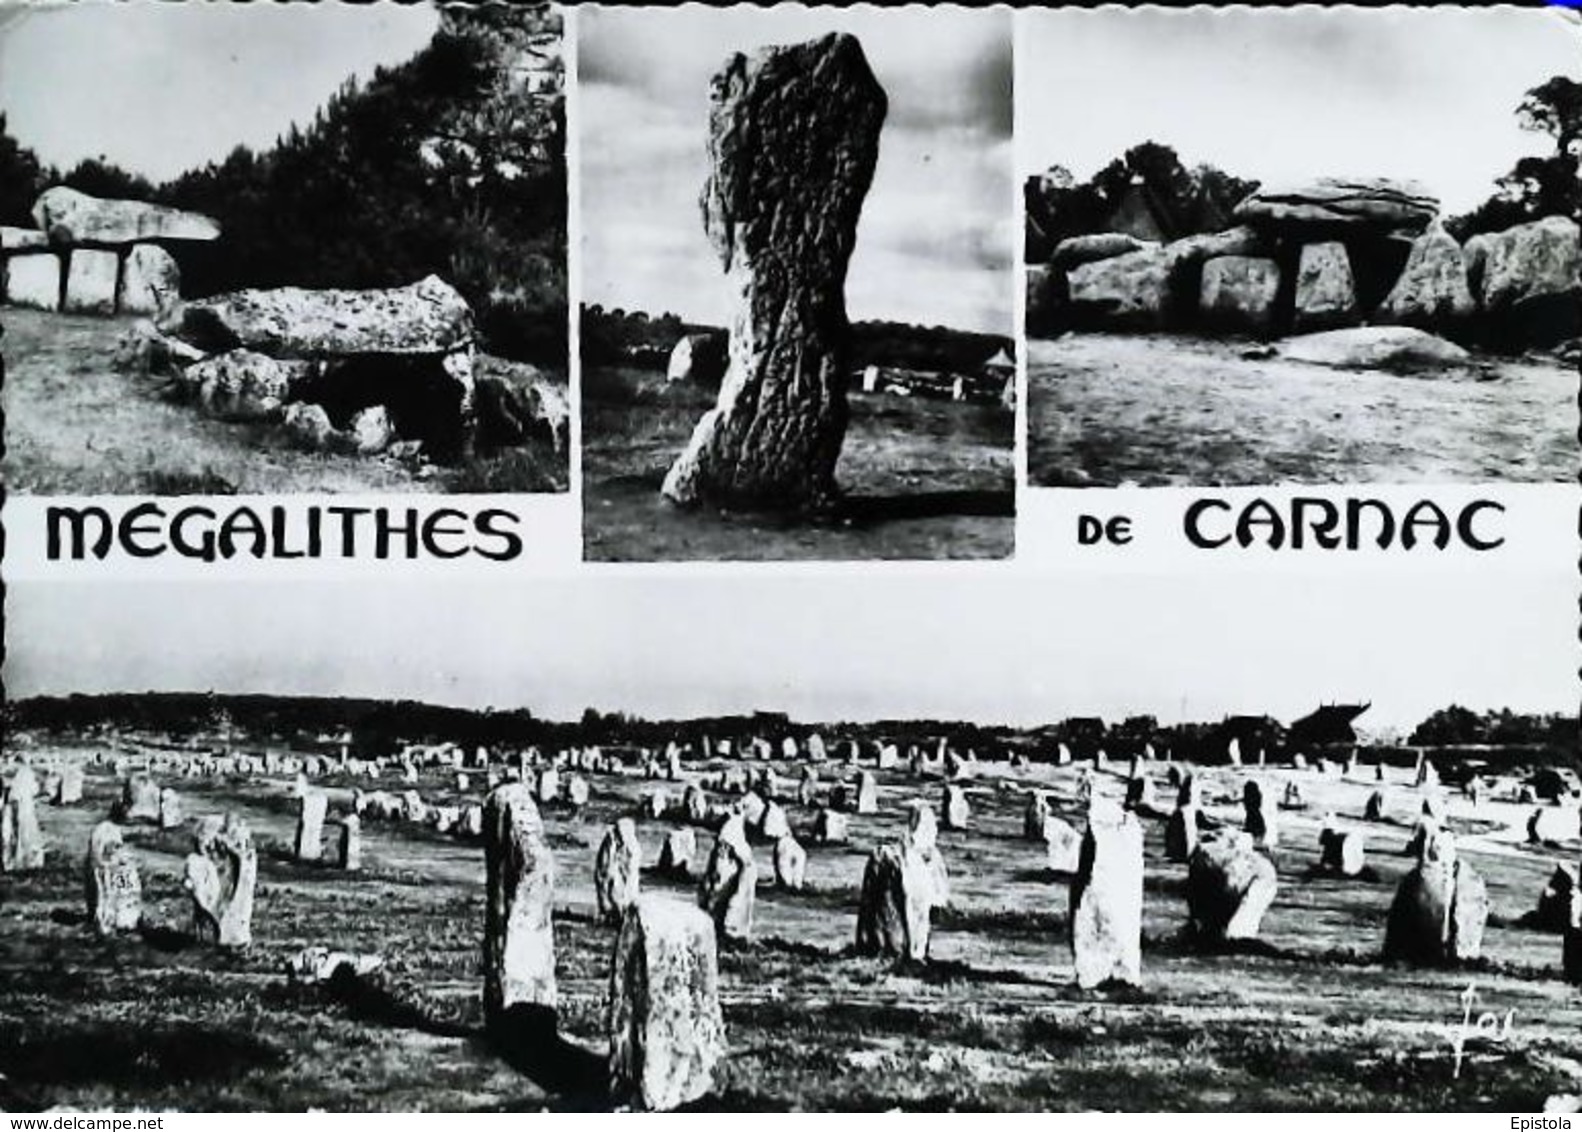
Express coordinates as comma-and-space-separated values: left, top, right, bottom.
607, 897, 726, 1111
85, 821, 142, 934
1069, 801, 1143, 988
184, 814, 257, 949
483, 784, 557, 1027
661, 34, 888, 511
2, 766, 46, 872
296, 790, 327, 862
63, 249, 119, 314
596, 818, 644, 924
697, 814, 756, 941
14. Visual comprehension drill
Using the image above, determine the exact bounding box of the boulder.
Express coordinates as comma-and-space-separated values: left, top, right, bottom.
1376, 227, 1475, 333
1383, 828, 1487, 964
697, 815, 756, 941
1069, 804, 1143, 988
1475, 215, 1582, 348
64, 249, 118, 314
607, 897, 726, 1111
474, 356, 570, 453
184, 814, 257, 949
596, 818, 644, 924
118, 243, 182, 318
1277, 326, 1470, 371
84, 821, 142, 934
32, 186, 220, 245
659, 828, 697, 878
186, 350, 304, 423
1234, 177, 1439, 233
855, 841, 939, 962
1187, 832, 1278, 942
283, 402, 340, 452
773, 834, 807, 890
1050, 232, 1157, 270
1067, 246, 1176, 330
4, 252, 62, 310
661, 34, 887, 510
180, 274, 473, 358
295, 791, 327, 862
665, 332, 728, 385
2, 767, 46, 872
483, 784, 557, 1025
349, 405, 397, 455
1199, 255, 1281, 335
1293, 241, 1360, 331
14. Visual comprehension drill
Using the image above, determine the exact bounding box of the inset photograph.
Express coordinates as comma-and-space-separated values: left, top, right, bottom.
580, 6, 1015, 561
1, 4, 568, 494
1022, 8, 1580, 487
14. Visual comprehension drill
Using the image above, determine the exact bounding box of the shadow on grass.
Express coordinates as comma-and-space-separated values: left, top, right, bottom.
487, 1004, 610, 1110
1, 1022, 284, 1088
838, 490, 1014, 525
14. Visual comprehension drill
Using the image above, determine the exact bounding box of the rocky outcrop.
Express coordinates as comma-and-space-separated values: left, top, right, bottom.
661, 34, 886, 510
1234, 177, 1439, 233
33, 186, 220, 246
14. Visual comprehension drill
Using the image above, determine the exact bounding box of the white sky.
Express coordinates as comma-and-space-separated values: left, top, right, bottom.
1018, 7, 1582, 215
580, 6, 1014, 336
5, 566, 1571, 732
0, 2, 439, 183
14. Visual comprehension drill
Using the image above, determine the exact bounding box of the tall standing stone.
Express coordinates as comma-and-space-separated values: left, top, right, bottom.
855, 770, 878, 815
184, 814, 257, 949
296, 791, 327, 862
608, 897, 726, 1111
1384, 827, 1487, 965
158, 787, 183, 830
596, 818, 644, 924
1243, 780, 1279, 849
659, 828, 697, 878
119, 774, 161, 823
85, 821, 141, 934
855, 841, 939, 962
698, 815, 756, 941
55, 765, 84, 806
483, 784, 557, 1026
1186, 832, 1278, 943
774, 833, 807, 890
338, 814, 362, 872
942, 784, 970, 830
1069, 802, 1143, 988
1294, 241, 1359, 331
661, 34, 887, 510
1, 766, 46, 872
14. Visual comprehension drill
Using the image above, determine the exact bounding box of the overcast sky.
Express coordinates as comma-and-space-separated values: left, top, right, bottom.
0, 3, 438, 183
6, 565, 1570, 734
580, 6, 1014, 336
1018, 7, 1582, 215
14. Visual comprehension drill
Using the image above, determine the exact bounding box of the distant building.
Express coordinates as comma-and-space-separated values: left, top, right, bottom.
1288, 703, 1372, 749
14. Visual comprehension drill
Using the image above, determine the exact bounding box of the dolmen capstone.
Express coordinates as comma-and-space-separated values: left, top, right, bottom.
698, 814, 756, 941
1, 766, 46, 872
596, 818, 644, 924
607, 896, 726, 1111
85, 820, 142, 934
1383, 827, 1487, 965
1070, 798, 1144, 988
184, 814, 257, 949
483, 784, 557, 1028
1, 186, 217, 317
661, 33, 887, 511
1186, 831, 1277, 944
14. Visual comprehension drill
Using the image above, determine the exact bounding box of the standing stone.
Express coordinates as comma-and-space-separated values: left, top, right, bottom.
596, 818, 644, 924
3, 252, 62, 310
536, 766, 560, 805
337, 814, 362, 872
1383, 827, 1487, 965
855, 841, 939, 962
607, 897, 726, 1112
1474, 215, 1581, 347
483, 785, 557, 1025
184, 814, 257, 949
158, 787, 183, 830
119, 774, 161, 823
1125, 775, 1156, 811
64, 249, 119, 314
55, 765, 84, 805
1294, 241, 1359, 331
1243, 781, 1279, 848
1318, 820, 1367, 877
567, 775, 591, 808
659, 828, 697, 878
812, 808, 848, 844
759, 800, 791, 840
683, 783, 709, 824
942, 784, 969, 831
855, 771, 878, 815
295, 791, 327, 862
1186, 832, 1278, 943
660, 34, 887, 510
773, 834, 807, 890
118, 243, 181, 317
1165, 803, 1200, 863
1025, 791, 1052, 841
1044, 815, 1082, 873
1377, 226, 1475, 332
2, 767, 46, 872
84, 821, 141, 934
739, 790, 766, 828
697, 815, 756, 941
1364, 790, 1387, 821
1069, 803, 1143, 988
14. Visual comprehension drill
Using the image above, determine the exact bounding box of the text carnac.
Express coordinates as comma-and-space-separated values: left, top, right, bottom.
1184, 497, 1504, 551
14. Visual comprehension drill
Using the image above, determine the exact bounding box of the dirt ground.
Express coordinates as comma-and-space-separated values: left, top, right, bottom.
1, 309, 568, 495
582, 367, 1015, 561
1027, 334, 1577, 488
6, 734, 1582, 1111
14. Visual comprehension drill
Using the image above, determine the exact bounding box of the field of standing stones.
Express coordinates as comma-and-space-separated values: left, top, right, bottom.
6, 726, 1582, 1111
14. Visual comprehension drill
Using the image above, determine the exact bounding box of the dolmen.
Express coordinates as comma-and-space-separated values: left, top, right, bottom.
1383, 827, 1487, 966
1186, 831, 1277, 944
3, 186, 216, 317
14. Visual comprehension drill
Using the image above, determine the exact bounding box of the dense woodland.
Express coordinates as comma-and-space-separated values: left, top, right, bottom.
0, 7, 567, 367
1024, 76, 1582, 261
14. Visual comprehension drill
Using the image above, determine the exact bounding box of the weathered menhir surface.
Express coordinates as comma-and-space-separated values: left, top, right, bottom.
661, 33, 887, 511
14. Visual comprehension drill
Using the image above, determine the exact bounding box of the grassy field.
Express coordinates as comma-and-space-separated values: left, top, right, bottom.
1028, 334, 1577, 488
2, 309, 568, 495
5, 734, 1582, 1111
582, 366, 1014, 562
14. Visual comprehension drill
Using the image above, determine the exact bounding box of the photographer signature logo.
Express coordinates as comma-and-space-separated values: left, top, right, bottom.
1452, 982, 1514, 1079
